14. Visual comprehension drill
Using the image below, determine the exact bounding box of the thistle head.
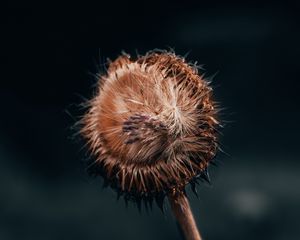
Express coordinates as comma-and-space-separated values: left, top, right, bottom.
81, 50, 220, 208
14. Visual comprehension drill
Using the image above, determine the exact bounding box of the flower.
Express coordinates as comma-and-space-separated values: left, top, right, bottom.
81, 50, 219, 207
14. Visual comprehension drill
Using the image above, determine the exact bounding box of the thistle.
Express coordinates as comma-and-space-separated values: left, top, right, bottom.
80, 50, 220, 240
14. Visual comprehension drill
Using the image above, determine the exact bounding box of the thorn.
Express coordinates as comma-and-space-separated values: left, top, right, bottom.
200, 168, 211, 184
183, 50, 191, 59
190, 182, 198, 198
116, 191, 122, 201
155, 193, 165, 213
136, 197, 142, 213
194, 177, 200, 185
124, 197, 129, 208
210, 161, 218, 167
143, 196, 149, 214
148, 196, 153, 210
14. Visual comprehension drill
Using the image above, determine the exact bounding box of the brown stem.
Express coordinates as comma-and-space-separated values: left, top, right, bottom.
168, 191, 202, 240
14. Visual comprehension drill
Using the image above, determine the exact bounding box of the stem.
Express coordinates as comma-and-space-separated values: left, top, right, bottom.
168, 191, 202, 240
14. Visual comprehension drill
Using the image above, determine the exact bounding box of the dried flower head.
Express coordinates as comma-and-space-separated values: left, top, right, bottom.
81, 50, 219, 208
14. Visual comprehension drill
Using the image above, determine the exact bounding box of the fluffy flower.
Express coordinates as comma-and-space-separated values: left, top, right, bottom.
81, 50, 219, 201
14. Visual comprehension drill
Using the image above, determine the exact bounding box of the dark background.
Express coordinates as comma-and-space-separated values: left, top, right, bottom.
1, 1, 300, 240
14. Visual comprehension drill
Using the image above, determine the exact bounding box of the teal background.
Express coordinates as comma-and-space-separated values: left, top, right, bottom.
1, 1, 300, 239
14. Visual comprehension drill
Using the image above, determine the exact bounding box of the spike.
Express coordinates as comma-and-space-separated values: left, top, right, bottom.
124, 196, 129, 208
116, 190, 122, 201
193, 177, 200, 185
190, 182, 198, 198
210, 160, 218, 167
143, 196, 149, 214
148, 196, 153, 210
136, 196, 142, 213
200, 168, 211, 184
155, 193, 166, 213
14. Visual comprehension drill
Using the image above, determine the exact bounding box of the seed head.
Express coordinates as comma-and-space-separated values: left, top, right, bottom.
81, 50, 220, 204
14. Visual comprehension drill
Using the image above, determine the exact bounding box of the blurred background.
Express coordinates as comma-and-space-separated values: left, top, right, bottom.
1, 1, 300, 240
